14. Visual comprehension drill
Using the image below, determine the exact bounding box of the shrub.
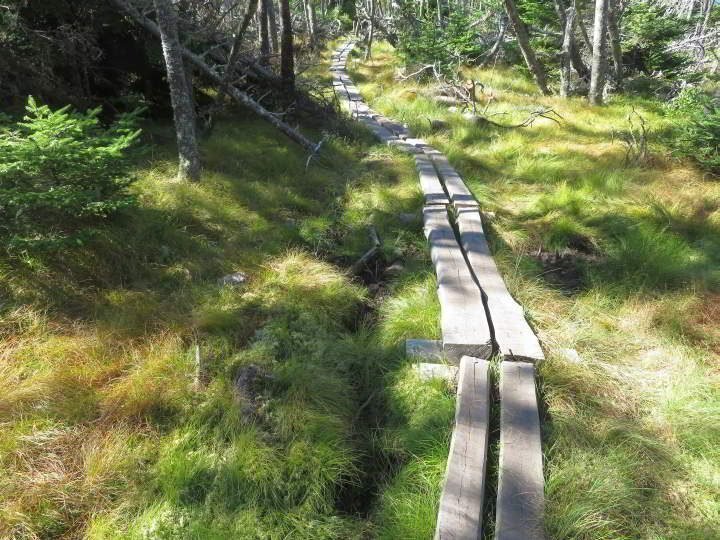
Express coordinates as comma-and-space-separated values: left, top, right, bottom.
664, 87, 720, 174
397, 13, 483, 76
0, 96, 141, 251
623, 2, 692, 77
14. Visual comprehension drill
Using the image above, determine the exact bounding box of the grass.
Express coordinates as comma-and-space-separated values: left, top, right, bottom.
351, 41, 720, 538
0, 38, 460, 538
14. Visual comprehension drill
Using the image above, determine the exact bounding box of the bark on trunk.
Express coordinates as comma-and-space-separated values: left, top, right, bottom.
266, 0, 279, 53
153, 0, 201, 181
279, 0, 295, 93
554, 0, 589, 80
259, 0, 271, 65
588, 0, 608, 105
303, 0, 315, 46
560, 7, 576, 97
503, 0, 552, 95
110, 0, 315, 151
606, 0, 622, 89
365, 0, 375, 60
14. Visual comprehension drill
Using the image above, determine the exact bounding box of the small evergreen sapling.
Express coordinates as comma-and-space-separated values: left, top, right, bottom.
0, 96, 142, 250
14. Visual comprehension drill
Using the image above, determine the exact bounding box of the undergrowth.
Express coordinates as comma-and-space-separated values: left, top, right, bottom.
351, 41, 720, 539
0, 42, 453, 539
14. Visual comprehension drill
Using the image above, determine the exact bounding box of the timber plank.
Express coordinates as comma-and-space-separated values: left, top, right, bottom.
456, 209, 544, 362
415, 154, 450, 205
423, 206, 492, 361
496, 361, 544, 540
430, 154, 479, 208
435, 356, 491, 540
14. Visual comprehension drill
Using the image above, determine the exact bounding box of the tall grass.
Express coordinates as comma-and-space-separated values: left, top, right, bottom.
353, 41, 720, 538
0, 84, 448, 539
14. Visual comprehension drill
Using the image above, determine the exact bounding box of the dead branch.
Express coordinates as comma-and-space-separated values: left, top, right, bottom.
109, 0, 317, 152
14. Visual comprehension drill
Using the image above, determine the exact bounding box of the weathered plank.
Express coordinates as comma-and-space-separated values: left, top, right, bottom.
423, 206, 492, 361
357, 116, 397, 142
435, 356, 491, 540
456, 208, 544, 362
415, 155, 450, 205
496, 361, 544, 540
430, 154, 479, 208
388, 139, 423, 153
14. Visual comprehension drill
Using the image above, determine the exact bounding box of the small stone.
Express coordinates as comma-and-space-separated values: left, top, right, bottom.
218, 271, 248, 287
559, 348, 581, 363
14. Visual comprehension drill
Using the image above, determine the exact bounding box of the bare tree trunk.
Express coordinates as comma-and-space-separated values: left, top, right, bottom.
560, 7, 576, 97
554, 0, 589, 79
266, 0, 279, 54
479, 15, 507, 67
503, 0, 552, 95
589, 0, 608, 105
303, 0, 315, 45
153, 0, 201, 181
110, 0, 315, 151
280, 0, 295, 92
574, 0, 593, 52
259, 0, 271, 65
606, 0, 622, 89
308, 0, 318, 44
365, 0, 375, 60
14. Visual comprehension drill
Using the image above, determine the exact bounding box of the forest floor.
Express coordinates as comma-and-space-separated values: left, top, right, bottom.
348, 41, 720, 539
0, 46, 455, 537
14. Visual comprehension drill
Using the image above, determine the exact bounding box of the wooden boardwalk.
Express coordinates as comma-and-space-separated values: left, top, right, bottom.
331, 41, 545, 540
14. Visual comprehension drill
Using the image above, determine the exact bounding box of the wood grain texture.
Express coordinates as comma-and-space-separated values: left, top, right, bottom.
415, 154, 450, 205
496, 361, 544, 540
430, 154, 479, 208
423, 206, 492, 361
435, 356, 491, 540
457, 209, 544, 362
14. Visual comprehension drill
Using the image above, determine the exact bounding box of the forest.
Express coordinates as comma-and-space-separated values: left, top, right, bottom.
0, 0, 719, 538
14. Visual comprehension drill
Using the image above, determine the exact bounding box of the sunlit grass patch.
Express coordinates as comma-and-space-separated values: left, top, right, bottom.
355, 41, 720, 538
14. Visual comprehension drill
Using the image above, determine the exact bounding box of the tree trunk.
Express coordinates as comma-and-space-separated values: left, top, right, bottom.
153, 0, 201, 181
266, 0, 279, 54
588, 0, 608, 105
259, 0, 271, 65
111, 0, 315, 151
606, 0, 622, 89
554, 0, 589, 80
303, 0, 315, 45
365, 0, 375, 60
560, 7, 576, 97
479, 16, 507, 67
280, 0, 295, 92
503, 0, 551, 95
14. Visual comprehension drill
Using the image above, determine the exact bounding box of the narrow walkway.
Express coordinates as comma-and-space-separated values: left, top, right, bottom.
331, 41, 545, 539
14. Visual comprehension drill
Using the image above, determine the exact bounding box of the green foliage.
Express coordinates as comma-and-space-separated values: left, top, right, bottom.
623, 2, 692, 76
0, 97, 141, 251
664, 87, 720, 174
397, 13, 483, 75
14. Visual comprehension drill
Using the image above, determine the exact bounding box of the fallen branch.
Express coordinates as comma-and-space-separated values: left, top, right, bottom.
352, 225, 382, 274
109, 0, 317, 152
465, 106, 563, 128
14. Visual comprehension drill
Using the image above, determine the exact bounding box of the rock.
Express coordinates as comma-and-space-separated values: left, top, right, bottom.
559, 348, 582, 363
218, 271, 248, 287
233, 364, 270, 417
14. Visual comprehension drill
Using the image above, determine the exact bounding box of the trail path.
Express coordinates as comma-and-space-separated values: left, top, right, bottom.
331, 41, 546, 539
